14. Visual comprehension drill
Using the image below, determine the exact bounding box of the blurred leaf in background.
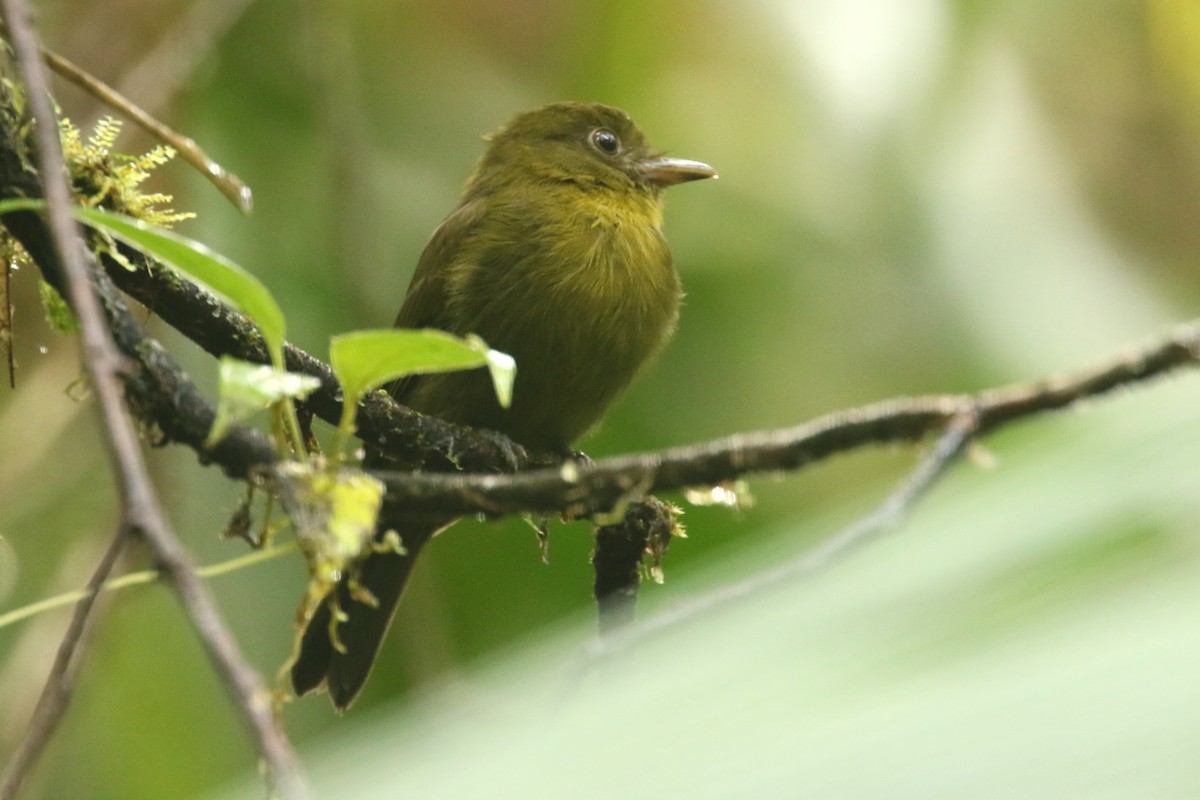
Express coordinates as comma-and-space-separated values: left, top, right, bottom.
1, 0, 1198, 797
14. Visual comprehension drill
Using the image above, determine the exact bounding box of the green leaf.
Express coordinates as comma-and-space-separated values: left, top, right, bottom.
330, 328, 515, 418
478, 335, 516, 409
0, 200, 287, 367
207, 356, 321, 447
83, 206, 288, 368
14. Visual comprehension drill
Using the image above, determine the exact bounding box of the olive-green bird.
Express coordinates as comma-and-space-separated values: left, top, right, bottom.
291, 102, 715, 709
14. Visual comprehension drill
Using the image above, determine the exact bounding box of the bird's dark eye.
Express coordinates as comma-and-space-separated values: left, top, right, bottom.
589, 128, 620, 155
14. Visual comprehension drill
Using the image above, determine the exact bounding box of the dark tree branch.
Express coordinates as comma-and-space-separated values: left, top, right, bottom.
593, 497, 678, 633
91, 262, 281, 477
0, 203, 281, 477
0, 8, 306, 800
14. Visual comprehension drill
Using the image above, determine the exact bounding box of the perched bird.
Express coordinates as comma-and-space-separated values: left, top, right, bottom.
292, 102, 715, 709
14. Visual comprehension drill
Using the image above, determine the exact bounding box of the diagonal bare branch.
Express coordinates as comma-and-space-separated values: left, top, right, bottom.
1, 529, 126, 800
0, 5, 307, 799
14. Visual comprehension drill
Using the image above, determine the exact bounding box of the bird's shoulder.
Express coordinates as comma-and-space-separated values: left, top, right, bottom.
392, 198, 489, 330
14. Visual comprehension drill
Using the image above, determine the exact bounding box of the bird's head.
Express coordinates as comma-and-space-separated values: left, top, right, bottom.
468, 102, 716, 196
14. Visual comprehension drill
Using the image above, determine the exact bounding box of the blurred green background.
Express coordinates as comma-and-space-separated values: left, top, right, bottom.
2, 0, 1199, 797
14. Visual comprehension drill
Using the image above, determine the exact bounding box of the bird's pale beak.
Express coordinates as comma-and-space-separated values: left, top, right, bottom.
641, 157, 718, 187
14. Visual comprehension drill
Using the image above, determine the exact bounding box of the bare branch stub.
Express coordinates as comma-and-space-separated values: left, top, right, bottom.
593, 498, 678, 634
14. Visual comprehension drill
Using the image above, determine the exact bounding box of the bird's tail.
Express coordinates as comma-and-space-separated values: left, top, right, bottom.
291, 514, 448, 710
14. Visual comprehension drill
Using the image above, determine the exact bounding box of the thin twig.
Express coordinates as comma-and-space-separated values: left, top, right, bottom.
0, 1, 148, 791
1, 529, 126, 800
585, 408, 981, 660
41, 48, 253, 213
0, 5, 307, 799
0, 541, 299, 631
110, 0, 259, 121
